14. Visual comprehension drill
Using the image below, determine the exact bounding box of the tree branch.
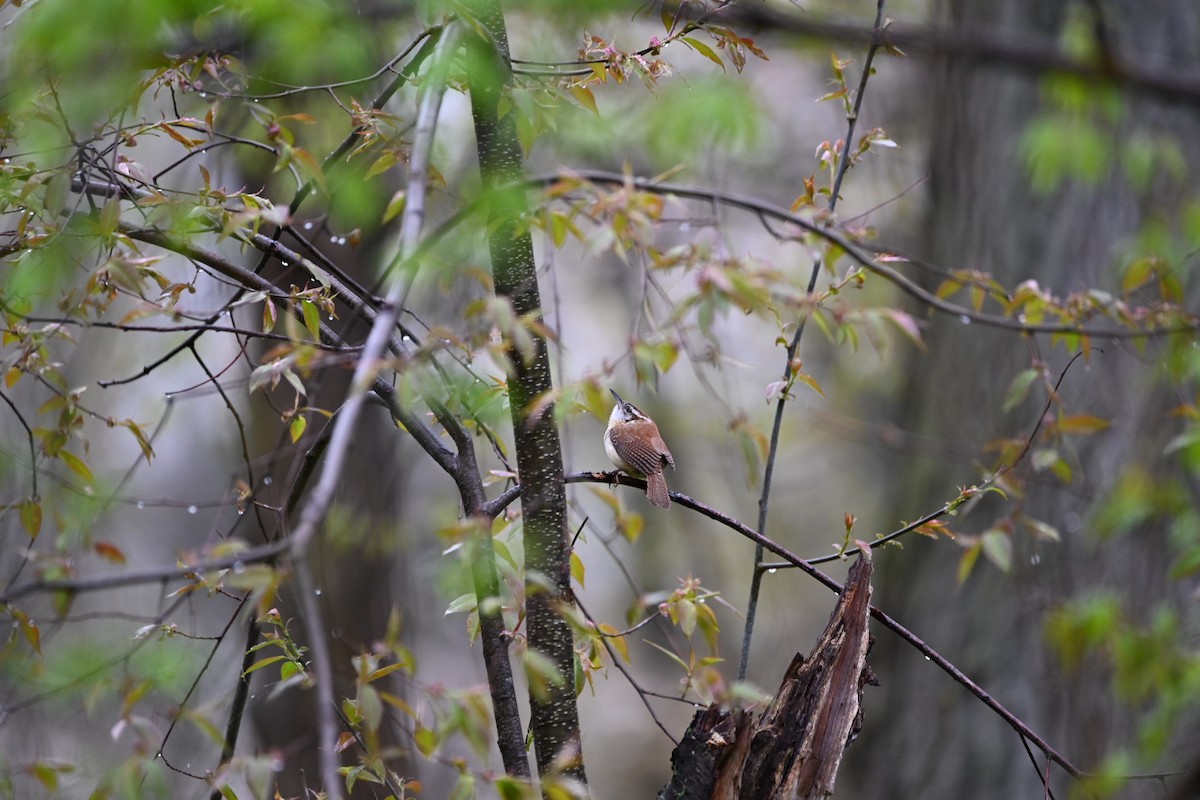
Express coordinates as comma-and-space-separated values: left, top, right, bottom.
530, 170, 1200, 337
694, 2, 1200, 108
491, 471, 1087, 785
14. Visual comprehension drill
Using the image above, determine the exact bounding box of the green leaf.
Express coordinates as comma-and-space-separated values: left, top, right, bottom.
957, 541, 981, 584
981, 529, 1012, 572
795, 372, 824, 397
597, 623, 630, 662
492, 537, 519, 572
1057, 414, 1111, 435
1024, 517, 1061, 542
382, 190, 407, 223
1031, 447, 1060, 472
283, 367, 307, 398
633, 339, 679, 378
184, 709, 228, 747
123, 420, 155, 461
10, 607, 40, 654
31, 761, 72, 791
1121, 256, 1157, 295
414, 724, 438, 757
263, 297, 279, 332
449, 774, 476, 800
1002, 368, 1039, 413
496, 776, 537, 800
366, 662, 408, 683
358, 684, 383, 733
675, 599, 697, 638
304, 261, 334, 290
291, 147, 327, 194
98, 197, 121, 238
289, 415, 307, 443
681, 36, 725, 70
644, 639, 689, 671
273, 142, 294, 174
1020, 114, 1110, 193
570, 550, 585, 587
243, 655, 288, 677
301, 299, 321, 341
19, 499, 42, 539
882, 309, 924, 349
523, 649, 565, 702
365, 150, 398, 180
58, 450, 94, 485
569, 85, 599, 115
52, 589, 74, 618
444, 593, 478, 615
1169, 546, 1200, 579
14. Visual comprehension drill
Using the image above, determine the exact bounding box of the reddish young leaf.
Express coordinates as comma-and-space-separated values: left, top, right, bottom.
93, 541, 127, 564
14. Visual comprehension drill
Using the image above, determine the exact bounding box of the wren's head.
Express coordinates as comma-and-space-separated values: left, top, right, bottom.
608, 389, 648, 426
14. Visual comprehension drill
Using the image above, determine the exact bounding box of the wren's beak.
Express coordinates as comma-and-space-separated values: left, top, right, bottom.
610, 389, 624, 405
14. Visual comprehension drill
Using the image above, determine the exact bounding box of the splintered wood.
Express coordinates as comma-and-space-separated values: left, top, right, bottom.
658, 550, 876, 800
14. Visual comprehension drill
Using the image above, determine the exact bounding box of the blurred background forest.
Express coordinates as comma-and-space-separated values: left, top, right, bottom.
1, 0, 1199, 798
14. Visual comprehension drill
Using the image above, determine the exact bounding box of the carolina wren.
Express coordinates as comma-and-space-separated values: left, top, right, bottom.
605, 389, 675, 509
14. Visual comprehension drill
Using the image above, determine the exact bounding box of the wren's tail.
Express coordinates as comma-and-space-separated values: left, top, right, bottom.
646, 471, 671, 509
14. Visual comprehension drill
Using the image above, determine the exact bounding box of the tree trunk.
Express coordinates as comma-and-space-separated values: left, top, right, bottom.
464, 0, 587, 786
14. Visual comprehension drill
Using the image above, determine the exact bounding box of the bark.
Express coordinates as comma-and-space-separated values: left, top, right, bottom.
462, 0, 586, 785
657, 706, 738, 800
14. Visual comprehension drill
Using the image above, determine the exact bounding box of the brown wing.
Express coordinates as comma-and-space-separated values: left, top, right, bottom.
608, 420, 670, 476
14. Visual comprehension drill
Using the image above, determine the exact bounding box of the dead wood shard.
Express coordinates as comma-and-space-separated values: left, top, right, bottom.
660, 547, 876, 800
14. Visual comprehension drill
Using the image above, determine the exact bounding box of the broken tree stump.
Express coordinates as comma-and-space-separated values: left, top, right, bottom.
660, 547, 876, 800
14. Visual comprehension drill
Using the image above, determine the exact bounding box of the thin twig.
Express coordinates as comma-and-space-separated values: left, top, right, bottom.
758, 351, 1085, 569
738, 0, 889, 682
207, 28, 438, 103
156, 595, 250, 779
0, 539, 290, 604
0, 389, 39, 500
6, 316, 358, 350
575, 598, 678, 745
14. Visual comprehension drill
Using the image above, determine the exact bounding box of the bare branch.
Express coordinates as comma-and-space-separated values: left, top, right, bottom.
0, 540, 289, 605
699, 3, 1200, 107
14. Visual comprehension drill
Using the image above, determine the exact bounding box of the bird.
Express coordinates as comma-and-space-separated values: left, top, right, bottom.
604, 389, 675, 509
